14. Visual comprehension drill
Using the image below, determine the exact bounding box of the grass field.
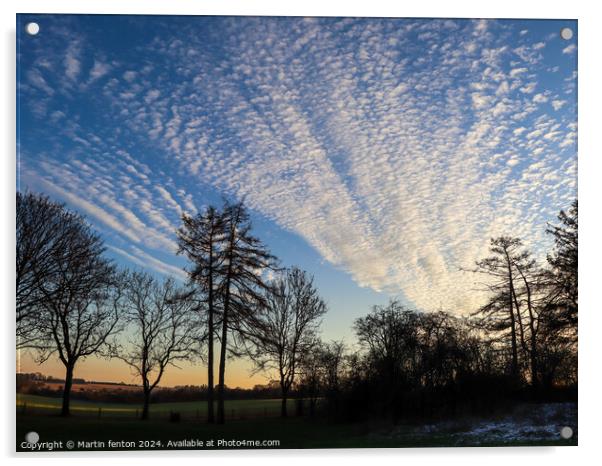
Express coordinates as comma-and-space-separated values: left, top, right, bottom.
40, 381, 143, 393
16, 395, 577, 450
16, 413, 577, 451
17, 393, 293, 420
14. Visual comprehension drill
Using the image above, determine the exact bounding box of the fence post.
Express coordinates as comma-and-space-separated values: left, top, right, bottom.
135, 408, 139, 419
98, 407, 102, 419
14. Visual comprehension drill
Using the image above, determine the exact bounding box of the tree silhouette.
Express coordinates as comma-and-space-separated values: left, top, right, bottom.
472, 237, 543, 387
177, 206, 225, 423
215, 201, 278, 423
545, 200, 578, 332
34, 210, 121, 416
297, 340, 326, 417
16, 192, 81, 350
246, 267, 327, 417
471, 237, 523, 380
113, 271, 198, 420
354, 301, 421, 389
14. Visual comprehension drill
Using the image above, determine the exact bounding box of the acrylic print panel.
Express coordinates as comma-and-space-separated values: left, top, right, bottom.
16, 14, 577, 451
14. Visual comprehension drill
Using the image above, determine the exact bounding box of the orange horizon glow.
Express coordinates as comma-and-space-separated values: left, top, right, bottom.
17, 352, 269, 390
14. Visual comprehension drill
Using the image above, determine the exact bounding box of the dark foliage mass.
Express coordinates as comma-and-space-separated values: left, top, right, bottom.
17, 190, 577, 424
301, 203, 578, 422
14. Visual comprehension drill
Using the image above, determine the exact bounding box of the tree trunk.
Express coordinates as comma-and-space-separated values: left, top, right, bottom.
61, 363, 74, 417
530, 341, 539, 390
518, 267, 539, 390
207, 291, 215, 423
526, 302, 539, 390
216, 303, 228, 424
281, 387, 288, 418
216, 209, 238, 425
142, 389, 150, 420
506, 260, 519, 379
508, 305, 519, 378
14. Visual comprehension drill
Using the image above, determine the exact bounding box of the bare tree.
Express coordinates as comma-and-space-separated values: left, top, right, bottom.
354, 300, 421, 389
297, 340, 325, 416
114, 271, 198, 420
16, 192, 81, 349
320, 340, 346, 395
246, 267, 327, 417
215, 201, 278, 423
177, 206, 225, 423
34, 210, 121, 416
296, 339, 346, 417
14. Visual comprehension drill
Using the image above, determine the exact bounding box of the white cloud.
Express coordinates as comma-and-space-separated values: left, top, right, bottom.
562, 44, 576, 54
510, 67, 528, 78
123, 71, 137, 82
473, 19, 488, 34
389, 82, 409, 98
109, 246, 187, 280
155, 186, 183, 216
520, 82, 537, 94
88, 60, 111, 83
64, 41, 81, 81
533, 93, 549, 103
145, 89, 161, 104
496, 81, 509, 96
471, 93, 491, 109
35, 174, 143, 245
27, 68, 55, 96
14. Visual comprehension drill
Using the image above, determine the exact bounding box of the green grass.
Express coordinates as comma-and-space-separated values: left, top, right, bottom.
16, 414, 365, 450
17, 393, 292, 420
16, 413, 576, 451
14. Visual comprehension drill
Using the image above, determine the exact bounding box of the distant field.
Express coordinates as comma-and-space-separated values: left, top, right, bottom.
40, 381, 143, 393
17, 393, 293, 420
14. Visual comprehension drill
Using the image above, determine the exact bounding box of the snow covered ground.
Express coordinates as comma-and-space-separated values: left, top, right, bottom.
390, 402, 577, 446
453, 402, 577, 444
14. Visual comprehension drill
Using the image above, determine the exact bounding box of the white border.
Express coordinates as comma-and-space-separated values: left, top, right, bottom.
2, 1, 601, 465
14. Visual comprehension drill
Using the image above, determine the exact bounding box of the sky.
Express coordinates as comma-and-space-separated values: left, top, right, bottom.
16, 15, 577, 388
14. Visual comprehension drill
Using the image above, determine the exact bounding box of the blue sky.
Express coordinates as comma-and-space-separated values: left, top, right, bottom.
17, 15, 577, 347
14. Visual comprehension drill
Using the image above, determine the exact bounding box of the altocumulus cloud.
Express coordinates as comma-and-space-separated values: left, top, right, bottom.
18, 17, 577, 313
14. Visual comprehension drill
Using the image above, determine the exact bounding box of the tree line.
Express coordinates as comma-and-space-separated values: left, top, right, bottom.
17, 373, 298, 404
16, 191, 577, 423
294, 201, 577, 422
